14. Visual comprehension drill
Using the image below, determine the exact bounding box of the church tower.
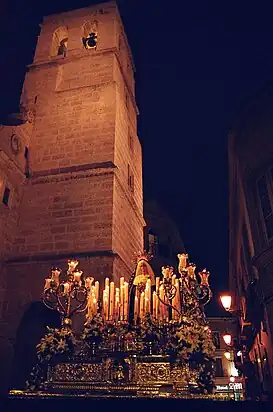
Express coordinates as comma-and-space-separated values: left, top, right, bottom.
0, 1, 144, 391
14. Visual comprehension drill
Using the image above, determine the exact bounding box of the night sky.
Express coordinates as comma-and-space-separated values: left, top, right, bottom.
1, 0, 273, 307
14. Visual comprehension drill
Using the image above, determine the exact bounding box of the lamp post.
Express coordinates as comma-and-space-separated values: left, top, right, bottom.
222, 331, 232, 346
220, 293, 245, 399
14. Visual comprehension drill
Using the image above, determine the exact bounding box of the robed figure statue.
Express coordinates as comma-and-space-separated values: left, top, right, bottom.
129, 253, 156, 323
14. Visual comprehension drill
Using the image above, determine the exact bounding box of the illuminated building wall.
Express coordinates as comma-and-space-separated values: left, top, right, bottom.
229, 86, 273, 398
0, 1, 144, 394
208, 316, 244, 400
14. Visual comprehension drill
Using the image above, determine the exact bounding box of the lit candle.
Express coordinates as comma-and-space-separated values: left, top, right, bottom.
174, 279, 180, 320
51, 269, 61, 285
178, 253, 188, 271
95, 281, 99, 302
140, 292, 145, 319
93, 297, 97, 315
68, 260, 78, 272
159, 285, 164, 321
115, 288, 120, 321
148, 279, 151, 313
105, 278, 110, 289
63, 282, 70, 295
187, 264, 196, 279
44, 278, 51, 290
105, 285, 109, 321
199, 269, 210, 285
134, 293, 139, 322
73, 270, 82, 284
124, 282, 129, 320
153, 291, 156, 319
109, 281, 115, 320
156, 277, 160, 293
155, 289, 159, 320
85, 277, 94, 289
120, 277, 124, 321
103, 291, 108, 321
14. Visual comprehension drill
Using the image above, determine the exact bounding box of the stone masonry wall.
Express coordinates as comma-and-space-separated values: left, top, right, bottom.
24, 70, 116, 173
0, 2, 145, 394
12, 171, 114, 258
112, 177, 144, 275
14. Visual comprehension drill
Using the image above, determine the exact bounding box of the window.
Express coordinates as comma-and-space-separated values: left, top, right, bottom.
128, 134, 134, 153
127, 165, 134, 193
257, 173, 273, 240
148, 232, 158, 256
25, 146, 30, 177
57, 38, 68, 56
212, 332, 220, 349
214, 358, 224, 377
2, 186, 10, 207
125, 91, 129, 109
51, 27, 68, 57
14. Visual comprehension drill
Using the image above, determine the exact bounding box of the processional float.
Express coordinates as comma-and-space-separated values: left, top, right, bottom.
11, 253, 217, 399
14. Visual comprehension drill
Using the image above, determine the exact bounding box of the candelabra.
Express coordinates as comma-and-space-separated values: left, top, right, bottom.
43, 260, 93, 327
155, 254, 212, 324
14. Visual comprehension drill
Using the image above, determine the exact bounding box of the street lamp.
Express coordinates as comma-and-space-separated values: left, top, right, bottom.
220, 295, 232, 312
223, 332, 232, 346
224, 351, 231, 360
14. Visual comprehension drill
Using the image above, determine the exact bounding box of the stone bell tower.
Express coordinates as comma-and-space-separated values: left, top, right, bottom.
0, 1, 144, 391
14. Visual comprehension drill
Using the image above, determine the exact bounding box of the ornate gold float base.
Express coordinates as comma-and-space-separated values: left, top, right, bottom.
9, 355, 229, 400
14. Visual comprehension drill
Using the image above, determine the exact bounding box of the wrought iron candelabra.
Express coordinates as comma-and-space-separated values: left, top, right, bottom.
42, 254, 212, 329
43, 260, 91, 327
155, 254, 212, 326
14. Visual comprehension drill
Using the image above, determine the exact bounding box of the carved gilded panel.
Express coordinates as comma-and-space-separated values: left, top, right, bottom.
136, 363, 170, 383
52, 363, 103, 382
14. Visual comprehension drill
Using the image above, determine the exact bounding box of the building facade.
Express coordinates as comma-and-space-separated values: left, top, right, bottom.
229, 86, 273, 399
208, 317, 244, 400
143, 200, 185, 275
0, 1, 144, 393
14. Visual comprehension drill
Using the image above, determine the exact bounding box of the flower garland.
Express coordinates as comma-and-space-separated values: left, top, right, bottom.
26, 326, 75, 391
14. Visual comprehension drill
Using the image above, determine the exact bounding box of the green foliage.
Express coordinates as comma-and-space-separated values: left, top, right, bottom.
25, 326, 75, 391
36, 326, 75, 363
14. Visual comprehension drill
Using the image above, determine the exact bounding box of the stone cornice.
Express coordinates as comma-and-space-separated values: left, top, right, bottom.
29, 161, 116, 185
28, 47, 117, 71
5, 249, 117, 264
5, 250, 133, 276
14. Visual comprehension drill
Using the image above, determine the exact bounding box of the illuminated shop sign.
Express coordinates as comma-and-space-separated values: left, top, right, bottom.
216, 383, 243, 392
229, 382, 243, 390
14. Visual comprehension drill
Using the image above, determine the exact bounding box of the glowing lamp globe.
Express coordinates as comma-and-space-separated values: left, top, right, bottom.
223, 332, 232, 346
220, 295, 232, 312
224, 351, 231, 360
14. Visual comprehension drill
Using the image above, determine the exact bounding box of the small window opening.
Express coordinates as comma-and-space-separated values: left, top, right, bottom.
127, 164, 134, 193
57, 38, 68, 56
2, 186, 10, 207
24, 147, 30, 177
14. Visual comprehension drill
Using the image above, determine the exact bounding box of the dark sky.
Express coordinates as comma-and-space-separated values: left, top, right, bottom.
1, 0, 273, 305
